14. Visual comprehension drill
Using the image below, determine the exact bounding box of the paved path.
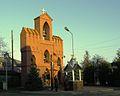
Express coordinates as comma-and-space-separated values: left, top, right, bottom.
0, 86, 120, 96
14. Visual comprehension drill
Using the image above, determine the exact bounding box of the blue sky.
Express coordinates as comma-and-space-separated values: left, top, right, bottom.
0, 0, 120, 65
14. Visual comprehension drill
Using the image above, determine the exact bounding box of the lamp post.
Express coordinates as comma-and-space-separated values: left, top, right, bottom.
64, 27, 74, 57
4, 52, 9, 91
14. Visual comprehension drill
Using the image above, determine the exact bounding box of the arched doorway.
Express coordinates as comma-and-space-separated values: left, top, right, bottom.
57, 57, 62, 84
43, 68, 50, 86
31, 55, 36, 67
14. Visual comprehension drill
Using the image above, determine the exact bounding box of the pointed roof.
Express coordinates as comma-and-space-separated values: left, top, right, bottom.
64, 57, 82, 72
73, 64, 82, 70
34, 12, 53, 21
69, 58, 76, 68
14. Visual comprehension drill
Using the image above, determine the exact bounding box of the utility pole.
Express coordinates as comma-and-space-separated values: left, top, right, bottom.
51, 62, 53, 90
11, 30, 14, 71
50, 55, 53, 91
4, 52, 9, 91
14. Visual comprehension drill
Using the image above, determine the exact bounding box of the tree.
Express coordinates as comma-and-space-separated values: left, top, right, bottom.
82, 51, 91, 68
0, 37, 10, 70
0, 37, 8, 56
24, 63, 43, 91
114, 48, 120, 62
91, 55, 111, 86
98, 61, 111, 86
111, 49, 120, 86
82, 51, 94, 85
83, 65, 94, 85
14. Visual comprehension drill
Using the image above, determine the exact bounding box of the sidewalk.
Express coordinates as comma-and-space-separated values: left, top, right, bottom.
0, 86, 120, 96
20, 86, 120, 96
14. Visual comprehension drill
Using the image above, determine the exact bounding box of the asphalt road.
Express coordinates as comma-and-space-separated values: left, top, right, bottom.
0, 86, 120, 96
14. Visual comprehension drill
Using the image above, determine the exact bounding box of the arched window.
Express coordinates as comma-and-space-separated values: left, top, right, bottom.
57, 57, 61, 66
43, 22, 50, 40
31, 55, 36, 67
31, 55, 36, 64
44, 50, 49, 63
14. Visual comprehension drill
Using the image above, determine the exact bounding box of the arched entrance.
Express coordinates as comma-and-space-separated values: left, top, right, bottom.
57, 57, 62, 84
43, 68, 50, 86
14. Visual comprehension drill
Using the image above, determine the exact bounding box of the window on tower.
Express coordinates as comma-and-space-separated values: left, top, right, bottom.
43, 22, 50, 40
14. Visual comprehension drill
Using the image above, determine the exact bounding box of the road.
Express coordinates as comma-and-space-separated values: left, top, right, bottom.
0, 86, 120, 96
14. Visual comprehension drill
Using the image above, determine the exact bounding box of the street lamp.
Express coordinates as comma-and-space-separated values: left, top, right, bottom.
4, 52, 9, 91
64, 27, 74, 57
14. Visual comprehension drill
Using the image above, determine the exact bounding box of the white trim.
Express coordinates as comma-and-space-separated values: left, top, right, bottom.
79, 70, 81, 81
72, 70, 75, 81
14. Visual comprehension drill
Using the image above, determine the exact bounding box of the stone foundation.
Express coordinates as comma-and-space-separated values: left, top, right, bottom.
73, 80, 83, 91
67, 80, 83, 91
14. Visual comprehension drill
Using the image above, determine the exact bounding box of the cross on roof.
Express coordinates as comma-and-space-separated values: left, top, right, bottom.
42, 8, 46, 14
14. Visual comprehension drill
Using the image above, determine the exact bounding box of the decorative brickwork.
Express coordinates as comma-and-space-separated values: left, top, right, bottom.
20, 12, 63, 86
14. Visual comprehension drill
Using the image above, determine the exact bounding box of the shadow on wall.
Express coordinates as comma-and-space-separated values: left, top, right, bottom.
21, 46, 34, 87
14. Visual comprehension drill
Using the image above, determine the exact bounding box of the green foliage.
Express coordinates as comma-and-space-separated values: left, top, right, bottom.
91, 54, 111, 86
82, 51, 91, 68
24, 64, 43, 91
109, 61, 120, 86
83, 51, 94, 85
0, 37, 8, 56
114, 48, 120, 62
83, 53, 112, 86
98, 62, 111, 86
83, 65, 94, 85
110, 49, 120, 86
83, 49, 120, 87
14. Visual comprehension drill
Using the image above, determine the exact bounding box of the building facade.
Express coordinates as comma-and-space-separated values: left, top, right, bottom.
20, 11, 63, 86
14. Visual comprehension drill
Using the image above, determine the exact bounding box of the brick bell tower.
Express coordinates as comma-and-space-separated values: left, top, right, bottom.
20, 10, 63, 86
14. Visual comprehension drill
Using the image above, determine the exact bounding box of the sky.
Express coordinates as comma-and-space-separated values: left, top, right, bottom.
0, 0, 120, 65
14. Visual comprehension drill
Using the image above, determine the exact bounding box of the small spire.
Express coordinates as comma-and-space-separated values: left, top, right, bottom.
71, 54, 74, 58
41, 8, 46, 14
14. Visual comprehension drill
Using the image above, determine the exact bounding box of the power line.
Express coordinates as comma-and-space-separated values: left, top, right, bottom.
76, 44, 119, 51
78, 36, 120, 49
64, 36, 120, 61
66, 35, 120, 52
